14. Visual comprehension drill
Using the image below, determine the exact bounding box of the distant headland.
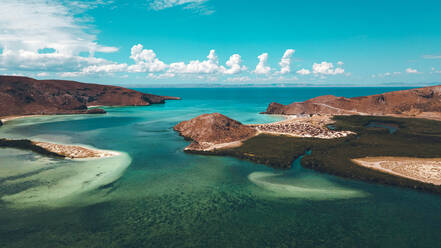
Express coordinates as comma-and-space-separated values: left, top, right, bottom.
264, 85, 441, 120
0, 75, 180, 159
0, 75, 180, 118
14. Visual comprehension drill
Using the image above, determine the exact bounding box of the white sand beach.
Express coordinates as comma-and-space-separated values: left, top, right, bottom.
352, 157, 441, 185
34, 141, 119, 159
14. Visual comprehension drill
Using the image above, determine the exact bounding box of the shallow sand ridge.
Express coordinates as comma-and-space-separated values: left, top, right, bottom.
34, 141, 119, 159
352, 157, 441, 185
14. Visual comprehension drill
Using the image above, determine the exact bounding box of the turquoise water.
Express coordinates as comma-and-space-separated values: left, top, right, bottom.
1, 87, 441, 248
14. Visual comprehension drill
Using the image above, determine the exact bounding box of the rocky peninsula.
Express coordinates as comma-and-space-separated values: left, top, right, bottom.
264, 85, 441, 120
174, 113, 352, 152
174, 85, 441, 194
0, 75, 180, 117
174, 113, 257, 151
0, 75, 180, 159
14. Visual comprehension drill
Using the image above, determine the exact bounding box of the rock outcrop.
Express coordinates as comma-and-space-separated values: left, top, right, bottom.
264, 85, 441, 120
174, 113, 257, 151
0, 75, 180, 117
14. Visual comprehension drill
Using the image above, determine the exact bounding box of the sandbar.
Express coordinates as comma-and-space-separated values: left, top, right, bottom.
352, 157, 441, 185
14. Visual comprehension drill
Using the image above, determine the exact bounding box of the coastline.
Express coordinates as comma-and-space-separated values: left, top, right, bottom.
179, 114, 355, 153
34, 141, 120, 159
0, 114, 119, 159
175, 113, 441, 193
352, 157, 441, 186
1, 115, 43, 124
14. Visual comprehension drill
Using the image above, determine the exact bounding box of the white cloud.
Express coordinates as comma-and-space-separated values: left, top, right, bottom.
149, 0, 205, 10
226, 76, 251, 82
0, 0, 117, 72
224, 54, 247, 75
148, 72, 176, 79
164, 49, 245, 75
36, 72, 49, 77
66, 0, 114, 11
296, 68, 311, 75
430, 67, 441, 74
337, 61, 344, 66
168, 49, 222, 74
254, 53, 271, 74
312, 62, 344, 75
149, 0, 213, 14
422, 54, 441, 59
278, 49, 295, 74
405, 68, 419, 74
376, 71, 403, 78
82, 63, 128, 74
127, 44, 167, 73
58, 63, 127, 77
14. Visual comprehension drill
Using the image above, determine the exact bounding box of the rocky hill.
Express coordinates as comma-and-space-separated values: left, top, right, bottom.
0, 76, 179, 117
264, 85, 441, 120
174, 113, 257, 151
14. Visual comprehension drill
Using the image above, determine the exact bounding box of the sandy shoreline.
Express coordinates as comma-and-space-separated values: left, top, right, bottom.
33, 141, 119, 159
1, 115, 43, 123
352, 157, 441, 185
1, 115, 119, 159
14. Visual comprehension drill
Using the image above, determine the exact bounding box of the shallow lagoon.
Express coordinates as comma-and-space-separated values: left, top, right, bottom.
1, 87, 440, 248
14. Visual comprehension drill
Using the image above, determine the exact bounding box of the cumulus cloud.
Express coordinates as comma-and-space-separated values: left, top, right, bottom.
312, 62, 344, 75
0, 0, 117, 72
168, 49, 222, 74
296, 68, 311, 75
278, 49, 295, 74
165, 49, 246, 75
254, 53, 271, 74
405, 68, 419, 74
224, 54, 247, 75
128, 44, 167, 73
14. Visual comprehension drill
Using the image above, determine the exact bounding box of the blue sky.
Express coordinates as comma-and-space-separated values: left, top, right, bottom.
0, 0, 440, 86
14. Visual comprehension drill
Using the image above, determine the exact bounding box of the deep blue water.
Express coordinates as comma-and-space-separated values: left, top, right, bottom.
1, 87, 440, 248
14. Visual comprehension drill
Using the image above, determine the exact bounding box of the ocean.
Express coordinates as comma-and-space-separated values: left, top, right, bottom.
1, 87, 440, 248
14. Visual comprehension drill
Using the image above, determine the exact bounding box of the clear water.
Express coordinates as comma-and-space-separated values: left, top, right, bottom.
1, 87, 440, 248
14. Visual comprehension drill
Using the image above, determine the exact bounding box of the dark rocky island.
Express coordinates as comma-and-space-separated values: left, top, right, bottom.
0, 75, 180, 117
174, 113, 257, 151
